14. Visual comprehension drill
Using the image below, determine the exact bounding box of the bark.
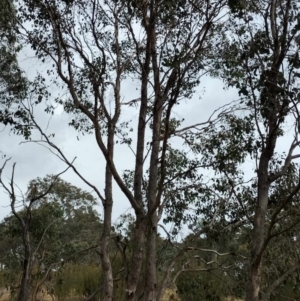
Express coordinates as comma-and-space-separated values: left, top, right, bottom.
32, 260, 42, 301
246, 158, 269, 301
100, 173, 114, 301
143, 215, 158, 301
246, 77, 278, 301
100, 126, 115, 301
18, 222, 32, 301
142, 81, 162, 299
142, 2, 164, 298
132, 11, 151, 218
126, 3, 154, 300
125, 216, 146, 301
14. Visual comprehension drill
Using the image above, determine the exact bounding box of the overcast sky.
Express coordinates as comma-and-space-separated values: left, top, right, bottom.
0, 2, 248, 228
0, 33, 295, 232
0, 57, 240, 223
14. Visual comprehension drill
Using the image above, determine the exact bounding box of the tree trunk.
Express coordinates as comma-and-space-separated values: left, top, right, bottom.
143, 215, 158, 301
100, 183, 114, 301
100, 198, 113, 301
18, 228, 32, 301
100, 128, 114, 301
246, 149, 271, 301
246, 238, 263, 301
126, 216, 146, 301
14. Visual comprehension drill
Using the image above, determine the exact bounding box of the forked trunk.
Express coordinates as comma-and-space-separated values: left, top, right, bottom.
143, 215, 158, 301
126, 216, 146, 301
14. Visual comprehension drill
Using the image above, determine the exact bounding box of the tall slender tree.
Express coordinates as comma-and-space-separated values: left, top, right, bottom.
206, 1, 300, 300
15, 0, 228, 300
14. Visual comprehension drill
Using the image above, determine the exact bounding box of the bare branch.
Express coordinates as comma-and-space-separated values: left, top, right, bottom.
262, 261, 300, 301
269, 139, 300, 183
186, 247, 249, 260
175, 101, 243, 135
32, 217, 61, 258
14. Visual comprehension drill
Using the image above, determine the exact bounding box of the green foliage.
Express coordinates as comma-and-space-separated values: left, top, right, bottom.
185, 113, 256, 175
0, 0, 31, 138
0, 175, 102, 295
1, 0, 300, 300
53, 264, 102, 301
177, 271, 226, 301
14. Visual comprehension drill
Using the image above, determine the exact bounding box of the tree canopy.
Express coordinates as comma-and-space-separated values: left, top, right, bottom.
1, 0, 300, 301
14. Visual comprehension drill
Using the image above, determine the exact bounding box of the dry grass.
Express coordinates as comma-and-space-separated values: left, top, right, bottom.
161, 287, 181, 301
0, 289, 9, 301
224, 297, 244, 301
0, 288, 54, 301
0, 287, 179, 301
0, 287, 243, 301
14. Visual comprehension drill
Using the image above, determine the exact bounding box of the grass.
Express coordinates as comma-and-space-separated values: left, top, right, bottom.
0, 289, 9, 301
0, 288, 54, 301
0, 287, 243, 301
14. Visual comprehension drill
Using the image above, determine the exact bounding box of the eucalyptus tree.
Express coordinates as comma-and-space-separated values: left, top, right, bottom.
190, 0, 300, 300
0, 0, 30, 137
0, 163, 67, 301
11, 0, 300, 300
0, 168, 100, 301
14, 0, 230, 300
